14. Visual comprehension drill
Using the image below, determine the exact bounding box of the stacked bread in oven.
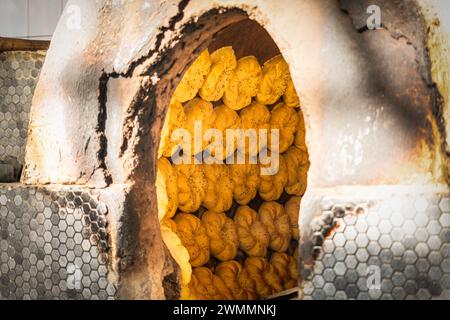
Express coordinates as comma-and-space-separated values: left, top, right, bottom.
156, 46, 309, 300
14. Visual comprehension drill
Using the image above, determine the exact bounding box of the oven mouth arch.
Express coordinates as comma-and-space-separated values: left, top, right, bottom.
124, 8, 309, 299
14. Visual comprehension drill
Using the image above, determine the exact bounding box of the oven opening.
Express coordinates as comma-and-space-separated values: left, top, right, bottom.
154, 17, 309, 300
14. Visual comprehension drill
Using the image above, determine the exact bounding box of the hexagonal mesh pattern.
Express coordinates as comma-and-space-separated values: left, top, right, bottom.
301, 192, 450, 300
0, 51, 45, 163
0, 185, 116, 299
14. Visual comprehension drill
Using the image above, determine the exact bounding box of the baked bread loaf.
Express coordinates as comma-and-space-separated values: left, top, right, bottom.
223, 56, 262, 110
283, 146, 309, 196
238, 102, 271, 156
229, 161, 260, 205
283, 75, 300, 108
233, 206, 270, 257
287, 254, 299, 289
174, 161, 207, 213
270, 252, 298, 290
284, 196, 301, 240
156, 157, 178, 220
183, 98, 216, 155
160, 218, 192, 299
244, 257, 283, 298
173, 49, 212, 103
215, 260, 258, 300
206, 105, 241, 160
158, 99, 186, 158
268, 102, 299, 153
258, 152, 288, 201
202, 164, 233, 212
199, 47, 237, 102
258, 201, 291, 252
294, 109, 307, 151
256, 55, 290, 105
174, 213, 210, 267
156, 171, 168, 222
189, 267, 233, 300
202, 211, 238, 261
